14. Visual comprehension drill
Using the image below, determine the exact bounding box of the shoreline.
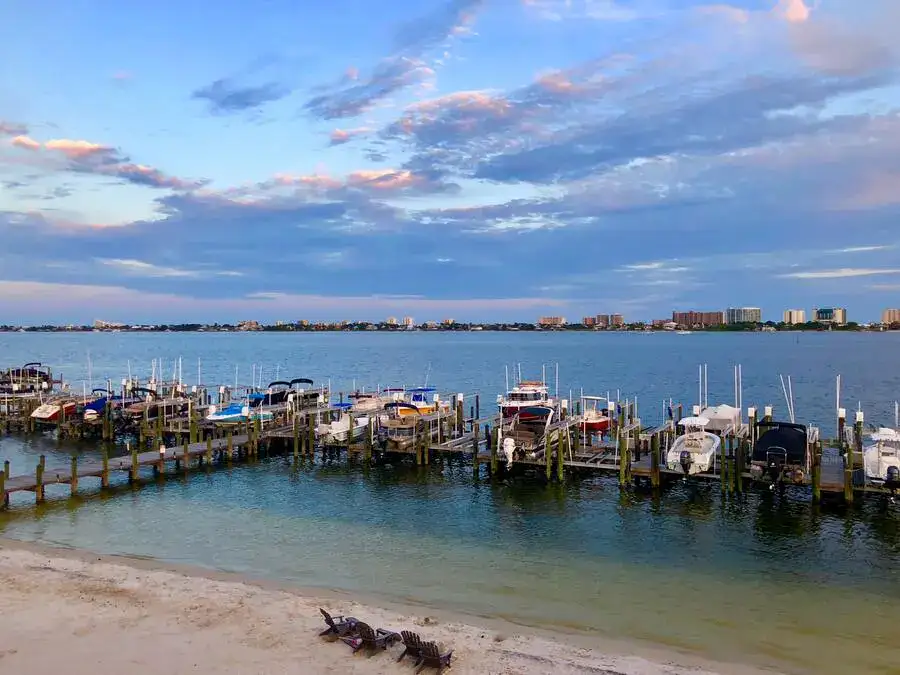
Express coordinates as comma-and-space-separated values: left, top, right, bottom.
0, 536, 780, 675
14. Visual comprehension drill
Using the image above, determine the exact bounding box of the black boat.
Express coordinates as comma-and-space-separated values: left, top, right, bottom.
750, 420, 809, 484
0, 362, 52, 393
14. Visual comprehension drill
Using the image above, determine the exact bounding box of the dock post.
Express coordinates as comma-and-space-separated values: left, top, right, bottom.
129, 443, 138, 482
456, 396, 464, 435
35, 455, 45, 503
846, 411, 863, 503
424, 422, 430, 465
3, 460, 9, 481
490, 426, 499, 475
99, 446, 109, 488
307, 414, 315, 457
838, 409, 847, 451
70, 455, 78, 496
546, 431, 553, 481
720, 435, 728, 494
227, 431, 233, 465
182, 438, 190, 473
617, 433, 628, 487
812, 441, 822, 502
0, 470, 5, 508
475, 394, 480, 421
364, 419, 373, 461
650, 433, 660, 489
472, 422, 481, 478
205, 436, 213, 465
293, 416, 300, 462
736, 440, 746, 494
556, 427, 565, 482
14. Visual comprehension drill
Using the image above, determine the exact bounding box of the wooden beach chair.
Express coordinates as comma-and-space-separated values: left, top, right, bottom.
397, 630, 424, 664
319, 608, 359, 638
415, 640, 453, 673
341, 621, 400, 654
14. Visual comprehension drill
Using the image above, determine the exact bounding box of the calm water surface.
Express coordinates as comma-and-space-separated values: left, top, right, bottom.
1, 332, 899, 675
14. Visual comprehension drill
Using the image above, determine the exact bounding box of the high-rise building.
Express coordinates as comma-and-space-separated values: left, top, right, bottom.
402, 316, 415, 328
610, 314, 625, 327
386, 317, 398, 326
813, 307, 847, 325
582, 316, 597, 327
672, 310, 724, 327
537, 316, 566, 327
882, 309, 900, 324
595, 314, 610, 328
782, 309, 806, 325
725, 307, 762, 324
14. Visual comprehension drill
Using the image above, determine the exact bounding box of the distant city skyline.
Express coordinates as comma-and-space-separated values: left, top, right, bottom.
0, 0, 897, 323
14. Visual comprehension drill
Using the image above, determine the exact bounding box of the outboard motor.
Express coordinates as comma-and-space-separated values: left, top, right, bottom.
502, 437, 516, 467
679, 450, 693, 476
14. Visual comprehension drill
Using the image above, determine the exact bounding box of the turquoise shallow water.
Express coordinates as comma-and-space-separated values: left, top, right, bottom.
2, 332, 900, 674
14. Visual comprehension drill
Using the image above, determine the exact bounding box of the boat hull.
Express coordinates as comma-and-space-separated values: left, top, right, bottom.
580, 418, 610, 433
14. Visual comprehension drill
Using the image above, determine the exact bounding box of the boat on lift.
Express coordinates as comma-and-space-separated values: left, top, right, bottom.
498, 379, 554, 421
30, 397, 79, 423
666, 416, 721, 476
316, 402, 371, 443
863, 427, 900, 485
580, 395, 611, 433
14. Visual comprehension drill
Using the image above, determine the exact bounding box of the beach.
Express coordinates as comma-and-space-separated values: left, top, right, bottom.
0, 539, 776, 675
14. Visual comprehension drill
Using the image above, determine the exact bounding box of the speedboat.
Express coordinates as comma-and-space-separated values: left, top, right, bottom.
206, 402, 274, 424
31, 397, 78, 423
863, 428, 900, 485
580, 396, 611, 433
666, 416, 721, 475
316, 403, 371, 443
750, 420, 809, 484
498, 379, 554, 421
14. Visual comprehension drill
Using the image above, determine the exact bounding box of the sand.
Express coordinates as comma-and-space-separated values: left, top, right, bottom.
0, 540, 779, 675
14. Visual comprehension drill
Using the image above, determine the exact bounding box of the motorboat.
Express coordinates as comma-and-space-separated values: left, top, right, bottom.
863, 427, 900, 485
398, 387, 448, 417
30, 397, 79, 423
206, 402, 274, 424
500, 407, 556, 466
666, 416, 721, 475
124, 388, 188, 421
1, 362, 53, 394
580, 396, 611, 433
699, 404, 741, 434
316, 403, 371, 443
749, 420, 809, 484
498, 379, 554, 420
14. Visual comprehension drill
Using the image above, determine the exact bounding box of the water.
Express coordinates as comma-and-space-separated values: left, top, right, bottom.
1, 331, 900, 674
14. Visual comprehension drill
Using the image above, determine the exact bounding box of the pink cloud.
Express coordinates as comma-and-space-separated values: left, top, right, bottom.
773, 0, 811, 23
834, 172, 900, 211
346, 169, 424, 190
108, 163, 206, 190
0, 121, 28, 136
10, 135, 41, 151
44, 138, 112, 160
329, 127, 370, 145
407, 90, 508, 115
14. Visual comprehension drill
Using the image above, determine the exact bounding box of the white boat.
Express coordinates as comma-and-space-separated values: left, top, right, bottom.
498, 379, 554, 421
205, 402, 274, 424
666, 416, 721, 475
316, 404, 371, 443
863, 428, 900, 483
699, 404, 741, 434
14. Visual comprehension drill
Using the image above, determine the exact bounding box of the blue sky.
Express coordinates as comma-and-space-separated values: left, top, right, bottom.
1, 0, 899, 324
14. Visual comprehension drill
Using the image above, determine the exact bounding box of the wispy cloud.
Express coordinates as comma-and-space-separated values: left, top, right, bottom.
329, 127, 371, 145
192, 79, 289, 114
305, 0, 483, 120
96, 258, 241, 278
781, 268, 900, 279
0, 121, 27, 136
829, 245, 893, 254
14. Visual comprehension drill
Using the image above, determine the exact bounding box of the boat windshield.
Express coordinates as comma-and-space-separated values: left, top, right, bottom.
508, 392, 544, 402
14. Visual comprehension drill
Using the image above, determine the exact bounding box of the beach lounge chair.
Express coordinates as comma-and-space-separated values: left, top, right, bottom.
319, 608, 359, 638
397, 630, 424, 664
415, 641, 453, 673
341, 621, 401, 654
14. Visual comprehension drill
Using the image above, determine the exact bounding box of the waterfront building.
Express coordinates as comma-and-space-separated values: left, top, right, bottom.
813, 307, 847, 325
610, 314, 625, 327
583, 316, 597, 327
782, 309, 806, 325
595, 314, 610, 328
725, 307, 762, 324
537, 316, 567, 327
671, 310, 724, 327
882, 309, 900, 324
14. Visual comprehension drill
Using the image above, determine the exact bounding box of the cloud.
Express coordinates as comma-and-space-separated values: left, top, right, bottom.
192, 79, 289, 114
96, 258, 240, 278
774, 0, 812, 24
830, 245, 893, 254
781, 268, 900, 279
521, 0, 640, 21
305, 0, 484, 120
0, 121, 28, 137
44, 138, 115, 160
329, 127, 371, 145
10, 135, 41, 151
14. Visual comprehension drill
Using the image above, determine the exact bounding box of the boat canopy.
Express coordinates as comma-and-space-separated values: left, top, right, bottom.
408, 387, 436, 392
699, 404, 740, 432
385, 402, 419, 411
678, 416, 710, 427
333, 402, 352, 409
752, 421, 808, 464
267, 380, 291, 389
870, 427, 900, 442
290, 378, 314, 386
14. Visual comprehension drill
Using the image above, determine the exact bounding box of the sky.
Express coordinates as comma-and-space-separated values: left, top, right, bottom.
1, 0, 899, 324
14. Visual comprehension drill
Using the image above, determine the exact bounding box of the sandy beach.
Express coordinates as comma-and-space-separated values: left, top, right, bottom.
0, 539, 780, 675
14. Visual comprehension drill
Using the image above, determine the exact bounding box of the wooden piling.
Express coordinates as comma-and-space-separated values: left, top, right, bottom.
35, 455, 45, 503
720, 434, 727, 493
472, 422, 480, 478
307, 414, 315, 457
129, 443, 139, 482
490, 426, 499, 475
812, 441, 822, 502
227, 430, 234, 465
182, 439, 190, 473
205, 436, 213, 465
617, 433, 629, 486
0, 470, 5, 508
556, 427, 565, 482
546, 431, 554, 481
292, 416, 300, 461
650, 433, 660, 489
3, 460, 9, 481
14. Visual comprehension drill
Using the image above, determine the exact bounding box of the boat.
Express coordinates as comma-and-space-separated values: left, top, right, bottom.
316, 403, 371, 443
206, 402, 274, 424
30, 397, 79, 423
698, 404, 741, 433
579, 396, 611, 433
385, 387, 448, 417
749, 420, 809, 484
1, 362, 53, 393
83, 388, 111, 421
500, 406, 556, 465
124, 389, 188, 421
378, 403, 424, 451
347, 390, 393, 414
666, 416, 721, 475
863, 428, 900, 485
498, 379, 555, 421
